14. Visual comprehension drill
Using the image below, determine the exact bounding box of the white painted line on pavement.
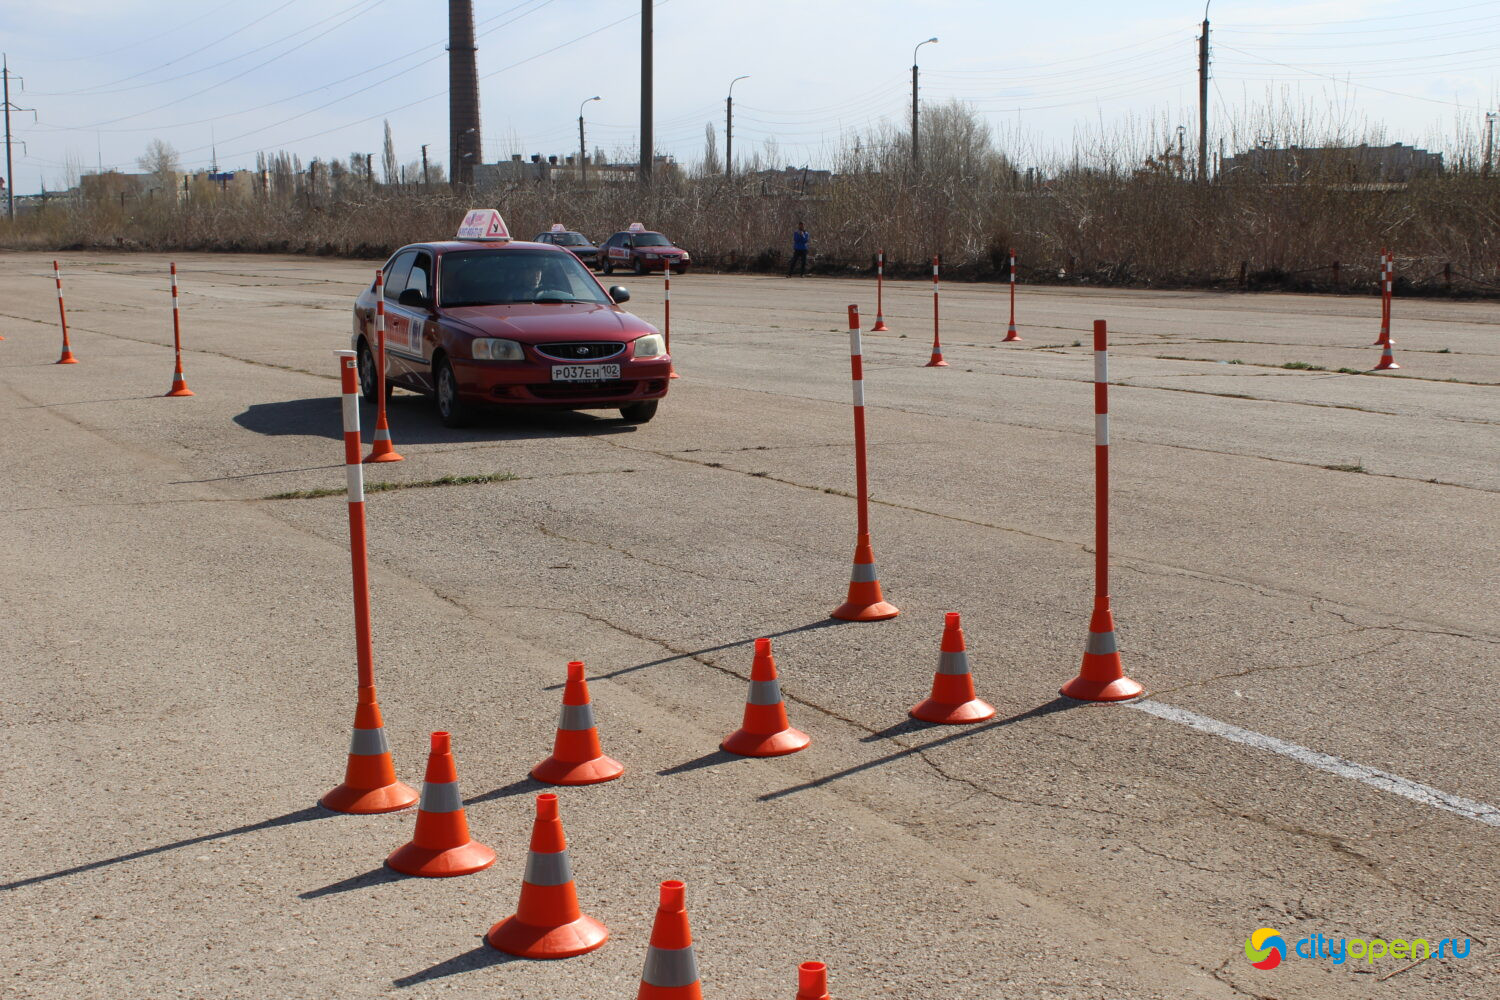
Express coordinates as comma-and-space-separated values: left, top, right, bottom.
1129, 699, 1500, 828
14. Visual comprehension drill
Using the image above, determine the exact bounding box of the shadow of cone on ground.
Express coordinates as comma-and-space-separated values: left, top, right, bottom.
386, 732, 496, 877
321, 684, 418, 814
722, 638, 810, 758
486, 793, 608, 959
637, 880, 703, 999
532, 660, 624, 785
910, 612, 996, 724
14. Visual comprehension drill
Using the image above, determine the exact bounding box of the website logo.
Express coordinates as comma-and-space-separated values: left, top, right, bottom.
1245, 927, 1287, 970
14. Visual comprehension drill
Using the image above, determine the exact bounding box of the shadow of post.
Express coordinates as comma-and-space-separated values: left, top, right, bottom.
393, 942, 522, 988
299, 864, 407, 899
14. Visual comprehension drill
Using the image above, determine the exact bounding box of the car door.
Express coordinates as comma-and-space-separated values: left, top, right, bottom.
384, 251, 434, 389
607, 234, 632, 268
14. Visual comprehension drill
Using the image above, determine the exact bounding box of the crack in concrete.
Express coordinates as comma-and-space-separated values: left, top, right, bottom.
529, 520, 758, 585
1149, 635, 1405, 695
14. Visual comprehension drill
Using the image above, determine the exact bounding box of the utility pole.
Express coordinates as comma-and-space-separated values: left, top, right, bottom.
579, 95, 600, 187
421, 143, 430, 188
639, 0, 653, 185
726, 75, 748, 180
1199, 3, 1211, 182
1485, 112, 1496, 178
911, 37, 937, 170
448, 0, 481, 188
3, 55, 35, 220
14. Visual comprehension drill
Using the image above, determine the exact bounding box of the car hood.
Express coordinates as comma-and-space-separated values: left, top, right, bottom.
443, 302, 655, 342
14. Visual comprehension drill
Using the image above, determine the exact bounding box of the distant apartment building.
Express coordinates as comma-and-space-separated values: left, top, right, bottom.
1221, 142, 1443, 183
476, 154, 671, 186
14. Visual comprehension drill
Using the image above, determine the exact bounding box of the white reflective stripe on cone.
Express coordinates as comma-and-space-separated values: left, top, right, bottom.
747, 679, 783, 705
418, 781, 463, 813
348, 727, 390, 755
850, 562, 878, 583
557, 703, 596, 731
937, 650, 971, 675
373, 428, 392, 442
522, 850, 573, 887
642, 946, 700, 989
1086, 630, 1119, 655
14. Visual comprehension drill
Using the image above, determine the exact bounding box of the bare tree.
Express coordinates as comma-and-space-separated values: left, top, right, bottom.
382, 120, 398, 186
137, 139, 181, 185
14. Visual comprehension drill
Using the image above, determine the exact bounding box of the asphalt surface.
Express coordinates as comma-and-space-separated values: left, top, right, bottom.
1, 252, 1496, 1000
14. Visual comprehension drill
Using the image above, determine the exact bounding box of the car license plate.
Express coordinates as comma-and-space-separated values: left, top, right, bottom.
551, 364, 620, 382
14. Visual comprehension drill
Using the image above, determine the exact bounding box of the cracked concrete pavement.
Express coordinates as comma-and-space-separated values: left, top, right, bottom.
1, 252, 1496, 999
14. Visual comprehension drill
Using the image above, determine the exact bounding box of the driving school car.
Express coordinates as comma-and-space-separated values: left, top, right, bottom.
599, 222, 690, 275
351, 209, 670, 427
532, 223, 600, 267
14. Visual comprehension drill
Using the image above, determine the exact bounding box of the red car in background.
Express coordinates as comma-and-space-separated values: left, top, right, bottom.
351, 212, 670, 427
599, 223, 691, 275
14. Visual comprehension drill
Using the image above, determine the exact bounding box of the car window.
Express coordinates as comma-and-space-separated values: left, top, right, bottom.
406, 253, 433, 299
384, 250, 417, 300
556, 233, 586, 246
634, 233, 671, 247
439, 250, 610, 307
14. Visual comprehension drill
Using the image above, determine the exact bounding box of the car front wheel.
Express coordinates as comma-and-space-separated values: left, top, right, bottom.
357, 342, 392, 403
619, 399, 657, 424
602, 259, 614, 275
435, 358, 469, 428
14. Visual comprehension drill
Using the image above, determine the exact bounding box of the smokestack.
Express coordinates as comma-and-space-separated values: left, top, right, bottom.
449, 0, 481, 188
639, 0, 653, 185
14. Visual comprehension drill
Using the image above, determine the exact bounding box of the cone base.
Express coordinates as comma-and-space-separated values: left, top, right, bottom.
1003, 333, 1022, 342
721, 726, 810, 757
386, 839, 496, 877
910, 697, 997, 724
1060, 675, 1145, 702
669, 369, 681, 379
320, 780, 419, 814
639, 983, 703, 1000
925, 357, 949, 367
165, 387, 195, 397
1373, 361, 1400, 370
831, 599, 900, 622
364, 450, 405, 463
486, 913, 608, 959
56, 356, 79, 365
531, 754, 625, 786
871, 320, 889, 332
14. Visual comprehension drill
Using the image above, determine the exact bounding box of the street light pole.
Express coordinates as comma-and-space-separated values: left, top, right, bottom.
726, 75, 749, 180
579, 95, 601, 187
912, 37, 938, 170
1199, 2, 1211, 182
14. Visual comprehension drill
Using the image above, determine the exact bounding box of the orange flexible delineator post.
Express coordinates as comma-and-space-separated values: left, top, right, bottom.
637, 881, 703, 1000
910, 612, 996, 724
54, 261, 78, 364
1373, 250, 1392, 346
665, 259, 679, 379
925, 255, 947, 366
322, 350, 418, 813
532, 660, 624, 785
832, 305, 899, 622
165, 263, 194, 396
796, 961, 832, 1000
365, 270, 404, 463
1373, 337, 1400, 370
1061, 321, 1144, 702
722, 638, 810, 757
487, 793, 609, 959
387, 732, 496, 876
870, 251, 890, 331
1003, 248, 1022, 342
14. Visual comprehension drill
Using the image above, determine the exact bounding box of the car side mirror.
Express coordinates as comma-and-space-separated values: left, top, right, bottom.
609, 285, 630, 304
397, 288, 429, 310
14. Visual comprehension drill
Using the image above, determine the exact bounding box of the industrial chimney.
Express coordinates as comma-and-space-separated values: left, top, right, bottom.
449, 0, 481, 188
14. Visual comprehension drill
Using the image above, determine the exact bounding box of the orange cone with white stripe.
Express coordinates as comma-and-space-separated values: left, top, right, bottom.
487, 793, 608, 959
910, 613, 995, 724
54, 260, 78, 365
164, 263, 194, 396
637, 880, 703, 1000
321, 685, 419, 814
796, 962, 832, 1000
1373, 337, 1400, 370
386, 731, 495, 877
832, 535, 899, 621
532, 660, 624, 785
722, 637, 809, 757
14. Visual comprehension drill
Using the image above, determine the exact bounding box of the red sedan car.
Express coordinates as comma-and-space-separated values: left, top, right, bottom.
351, 226, 670, 427
599, 223, 691, 275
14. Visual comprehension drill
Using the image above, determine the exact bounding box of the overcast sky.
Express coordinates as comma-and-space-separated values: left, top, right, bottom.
2, 0, 1496, 194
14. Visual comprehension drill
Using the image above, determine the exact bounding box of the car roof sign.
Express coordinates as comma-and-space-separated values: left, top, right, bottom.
549, 223, 565, 232
457, 209, 511, 242
627, 221, 646, 232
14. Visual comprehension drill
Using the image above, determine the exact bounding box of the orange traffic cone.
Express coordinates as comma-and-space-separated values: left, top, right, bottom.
1373, 338, 1400, 371
722, 638, 810, 757
1060, 597, 1144, 702
796, 962, 832, 1000
487, 793, 609, 959
365, 418, 403, 463
532, 660, 624, 785
925, 346, 948, 367
321, 685, 419, 814
831, 534, 899, 621
1003, 319, 1021, 342
871, 312, 889, 332
910, 613, 995, 724
386, 732, 496, 877
637, 880, 703, 1000
165, 359, 194, 397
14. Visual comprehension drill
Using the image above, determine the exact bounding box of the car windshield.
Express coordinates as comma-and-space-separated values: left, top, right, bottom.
440, 249, 610, 307
553, 233, 588, 246
631, 233, 671, 247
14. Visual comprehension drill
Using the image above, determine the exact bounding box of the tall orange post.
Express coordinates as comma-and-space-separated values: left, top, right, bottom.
1003, 248, 1022, 342
665, 258, 679, 378
365, 269, 403, 463
870, 251, 889, 331
165, 263, 194, 396
54, 260, 78, 364
1374, 250, 1392, 346
1061, 321, 1143, 702
925, 254, 947, 366
832, 305, 898, 622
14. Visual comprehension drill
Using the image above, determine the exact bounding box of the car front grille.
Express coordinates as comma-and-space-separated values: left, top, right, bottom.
534, 341, 625, 362
528, 382, 636, 400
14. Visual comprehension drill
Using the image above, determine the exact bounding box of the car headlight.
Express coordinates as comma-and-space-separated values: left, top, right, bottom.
679, 253, 691, 261
472, 338, 524, 361
632, 334, 666, 358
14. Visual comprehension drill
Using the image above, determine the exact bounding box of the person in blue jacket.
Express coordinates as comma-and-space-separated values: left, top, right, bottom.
788, 223, 810, 276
